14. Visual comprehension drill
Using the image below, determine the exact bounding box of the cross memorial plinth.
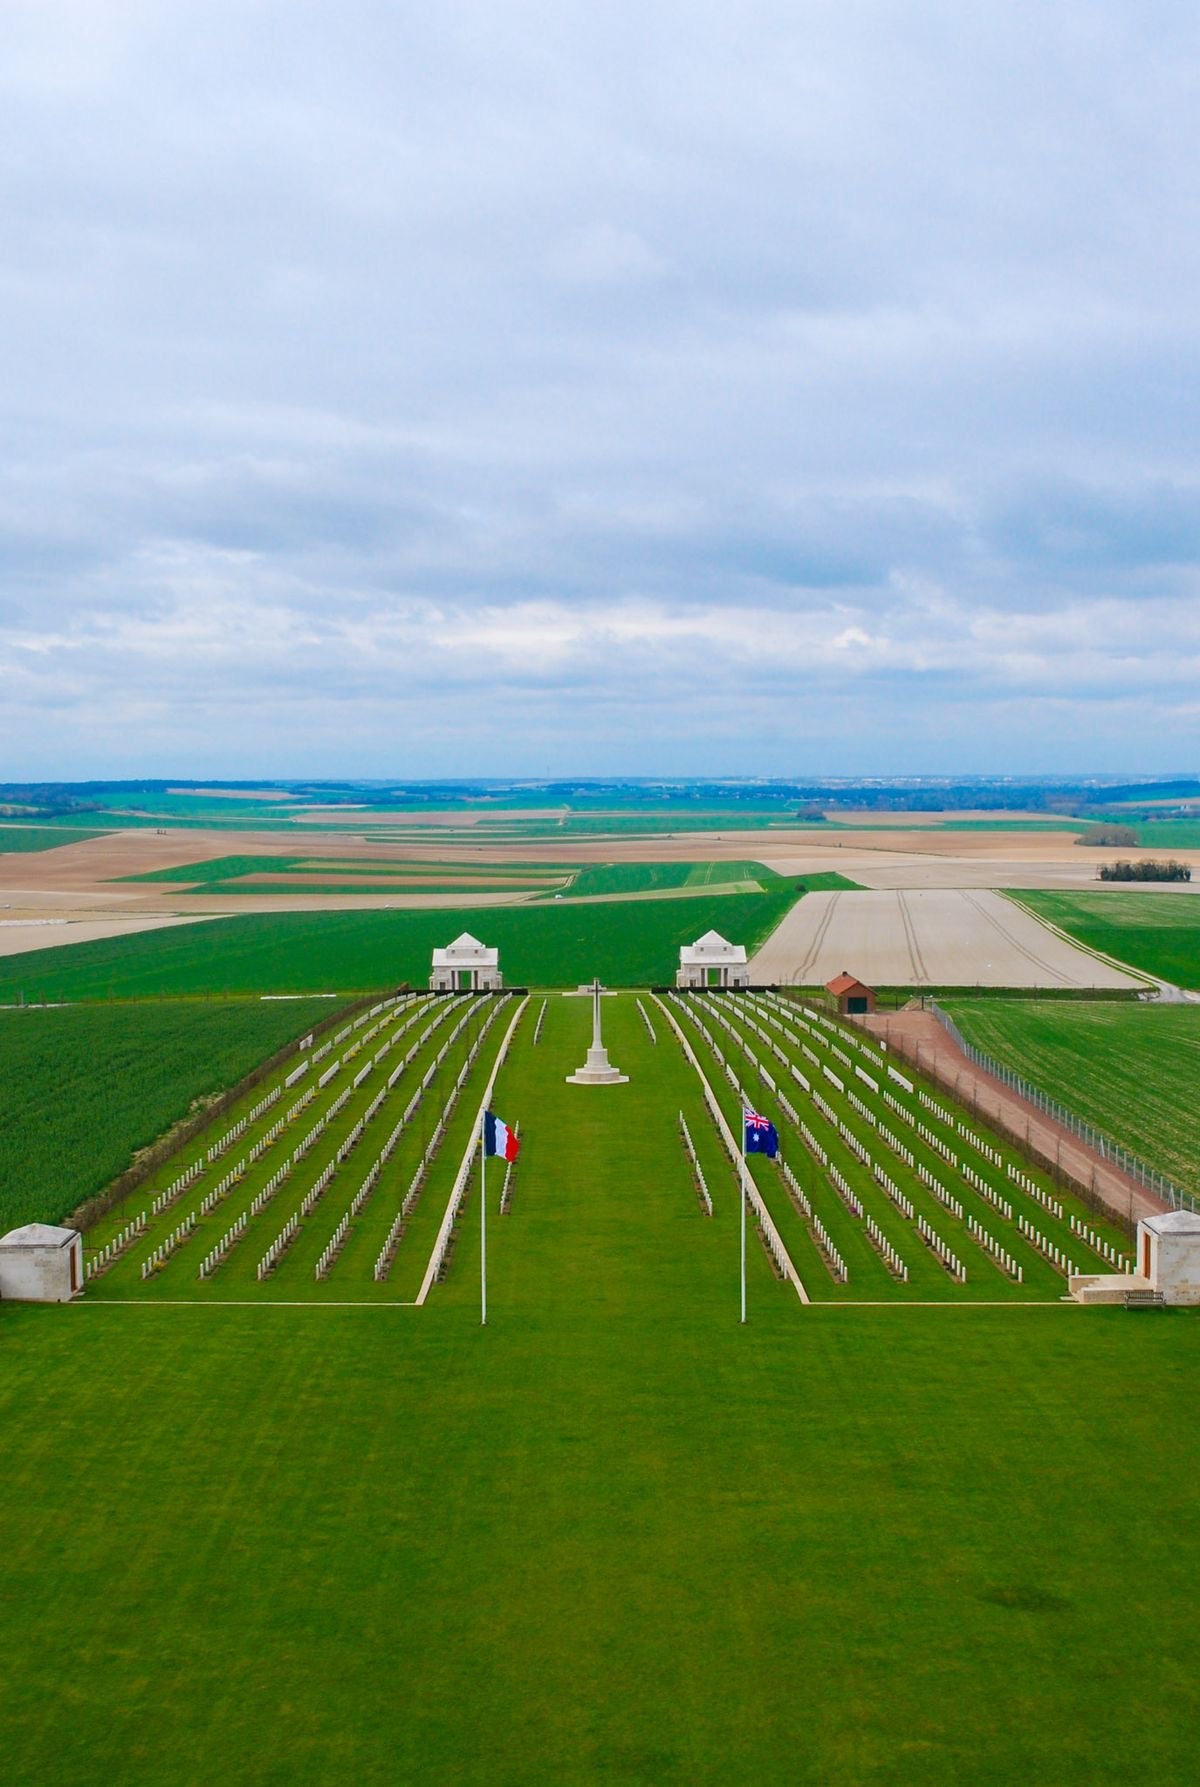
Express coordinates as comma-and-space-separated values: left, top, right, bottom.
565, 977, 629, 1085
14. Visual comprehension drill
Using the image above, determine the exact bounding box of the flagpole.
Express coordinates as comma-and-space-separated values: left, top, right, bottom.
740, 1111, 747, 1325
480, 1110, 487, 1328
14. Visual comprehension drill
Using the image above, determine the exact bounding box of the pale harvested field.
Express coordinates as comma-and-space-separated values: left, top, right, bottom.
0, 829, 278, 889
177, 891, 543, 914
811, 808, 1063, 826
166, 786, 297, 800
762, 837, 1200, 891
228, 872, 559, 890
749, 889, 1149, 988
0, 915, 208, 959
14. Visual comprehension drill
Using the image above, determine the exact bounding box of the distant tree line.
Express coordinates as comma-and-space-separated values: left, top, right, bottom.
1097, 859, 1192, 882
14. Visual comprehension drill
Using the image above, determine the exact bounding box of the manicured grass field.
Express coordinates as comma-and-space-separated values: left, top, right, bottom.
0, 998, 336, 1230
1011, 890, 1200, 987
944, 998, 1200, 1198
0, 825, 106, 852
0, 890, 797, 1003
1, 996, 1196, 1783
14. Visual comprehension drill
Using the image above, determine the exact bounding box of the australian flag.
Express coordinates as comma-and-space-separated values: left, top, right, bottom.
744, 1111, 779, 1158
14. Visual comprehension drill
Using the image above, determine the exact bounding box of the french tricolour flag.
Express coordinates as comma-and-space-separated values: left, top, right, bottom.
483, 1110, 520, 1162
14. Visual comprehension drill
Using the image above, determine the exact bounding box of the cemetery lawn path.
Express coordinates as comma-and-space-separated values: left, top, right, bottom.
0, 997, 1198, 1785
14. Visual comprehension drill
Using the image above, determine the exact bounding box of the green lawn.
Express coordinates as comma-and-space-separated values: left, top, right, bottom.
0, 891, 798, 1003
0, 999, 335, 1229
1011, 890, 1200, 988
0, 825, 106, 852
0, 992, 1196, 1782
942, 998, 1200, 1198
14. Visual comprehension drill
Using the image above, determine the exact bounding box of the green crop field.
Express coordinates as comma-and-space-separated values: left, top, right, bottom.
119, 854, 573, 894
789, 870, 864, 892
1129, 820, 1200, 848
536, 865, 861, 901
0, 825, 106, 852
0, 890, 798, 1003
0, 988, 1196, 1782
550, 859, 788, 899
1085, 817, 1200, 849
0, 998, 336, 1231
943, 999, 1200, 1199
1011, 890, 1200, 988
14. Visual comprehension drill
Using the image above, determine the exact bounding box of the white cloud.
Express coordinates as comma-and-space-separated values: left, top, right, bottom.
1, 1, 1200, 772
548, 223, 666, 286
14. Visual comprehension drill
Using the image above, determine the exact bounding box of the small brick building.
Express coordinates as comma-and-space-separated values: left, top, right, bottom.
826, 971, 876, 1016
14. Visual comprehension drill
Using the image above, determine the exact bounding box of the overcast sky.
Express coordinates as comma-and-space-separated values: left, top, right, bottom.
2, 1, 1199, 779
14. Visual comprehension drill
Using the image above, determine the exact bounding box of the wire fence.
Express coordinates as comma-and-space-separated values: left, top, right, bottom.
928, 1001, 1196, 1214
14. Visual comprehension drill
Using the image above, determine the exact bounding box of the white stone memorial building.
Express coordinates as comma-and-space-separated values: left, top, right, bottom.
430, 932, 503, 992
1136, 1209, 1200, 1304
676, 929, 750, 989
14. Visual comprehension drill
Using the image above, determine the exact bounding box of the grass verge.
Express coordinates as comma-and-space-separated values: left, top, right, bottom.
942, 998, 1200, 1198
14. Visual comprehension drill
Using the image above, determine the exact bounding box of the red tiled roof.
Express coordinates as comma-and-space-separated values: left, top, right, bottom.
826, 972, 871, 996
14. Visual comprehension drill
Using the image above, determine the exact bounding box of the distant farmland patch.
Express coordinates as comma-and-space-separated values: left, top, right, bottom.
0, 826, 107, 853
549, 860, 790, 899
788, 871, 865, 893
118, 853, 572, 896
